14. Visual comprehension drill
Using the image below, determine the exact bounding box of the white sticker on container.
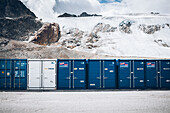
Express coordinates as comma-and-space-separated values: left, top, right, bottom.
79, 68, 84, 70
137, 68, 144, 70
81, 62, 84, 64
90, 84, 95, 86
105, 68, 108, 70
120, 80, 123, 82
110, 70, 114, 73
80, 80, 84, 83
147, 80, 149, 82
163, 68, 170, 70
140, 80, 144, 82
7, 72, 10, 76
74, 68, 77, 70
166, 80, 170, 82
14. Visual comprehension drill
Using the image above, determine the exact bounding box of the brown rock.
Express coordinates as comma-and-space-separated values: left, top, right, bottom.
32, 23, 60, 45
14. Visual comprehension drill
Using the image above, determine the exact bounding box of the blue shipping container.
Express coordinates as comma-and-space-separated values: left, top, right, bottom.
88, 60, 116, 89
57, 59, 86, 89
160, 60, 170, 89
146, 60, 170, 89
0, 59, 27, 90
118, 60, 145, 89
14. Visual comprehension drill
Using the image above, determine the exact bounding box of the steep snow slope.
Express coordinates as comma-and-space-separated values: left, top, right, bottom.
55, 15, 170, 58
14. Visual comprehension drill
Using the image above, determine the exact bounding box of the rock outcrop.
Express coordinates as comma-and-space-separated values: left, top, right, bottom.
0, 0, 36, 18
79, 12, 102, 17
0, 0, 43, 41
93, 23, 117, 34
0, 37, 9, 47
0, 16, 42, 41
31, 23, 61, 45
58, 12, 102, 18
58, 13, 77, 17
139, 24, 163, 34
119, 20, 134, 34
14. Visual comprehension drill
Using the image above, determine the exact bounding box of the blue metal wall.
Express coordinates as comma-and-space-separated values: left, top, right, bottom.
146, 60, 170, 89
57, 59, 86, 89
0, 59, 169, 90
145, 60, 158, 88
88, 60, 116, 89
160, 60, 170, 89
118, 60, 145, 89
0, 59, 27, 90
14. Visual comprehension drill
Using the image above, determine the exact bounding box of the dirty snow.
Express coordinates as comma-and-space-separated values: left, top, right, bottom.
0, 91, 170, 113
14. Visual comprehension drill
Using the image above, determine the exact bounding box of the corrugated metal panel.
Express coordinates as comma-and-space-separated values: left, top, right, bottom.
159, 60, 170, 89
0, 59, 27, 90
145, 60, 158, 88
27, 59, 56, 90
57, 59, 86, 89
118, 60, 145, 89
88, 60, 116, 89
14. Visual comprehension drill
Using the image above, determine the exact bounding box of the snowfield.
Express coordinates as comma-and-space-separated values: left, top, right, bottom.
21, 0, 170, 58
54, 15, 170, 58
0, 91, 170, 113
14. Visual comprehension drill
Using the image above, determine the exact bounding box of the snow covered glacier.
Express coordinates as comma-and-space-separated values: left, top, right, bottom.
21, 0, 170, 58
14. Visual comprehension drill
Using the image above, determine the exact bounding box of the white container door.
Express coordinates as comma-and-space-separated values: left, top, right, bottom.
28, 61, 41, 88
42, 61, 56, 88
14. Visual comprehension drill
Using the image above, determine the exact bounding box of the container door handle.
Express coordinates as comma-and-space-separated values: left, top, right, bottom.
96, 77, 100, 79
104, 77, 108, 79
74, 77, 78, 79
134, 77, 138, 79
66, 77, 70, 79
126, 77, 130, 79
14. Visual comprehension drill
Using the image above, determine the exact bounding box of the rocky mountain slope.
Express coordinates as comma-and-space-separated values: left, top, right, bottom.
0, 0, 42, 41
0, 0, 36, 18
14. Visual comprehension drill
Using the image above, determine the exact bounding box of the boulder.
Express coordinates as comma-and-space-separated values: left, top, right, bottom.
31, 23, 61, 45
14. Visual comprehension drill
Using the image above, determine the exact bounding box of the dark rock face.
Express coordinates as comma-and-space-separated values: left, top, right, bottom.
0, 0, 43, 41
31, 23, 61, 45
0, 0, 36, 18
139, 24, 161, 34
119, 20, 134, 34
58, 12, 102, 18
58, 13, 77, 17
79, 12, 102, 17
0, 16, 42, 41
93, 23, 117, 33
0, 37, 9, 47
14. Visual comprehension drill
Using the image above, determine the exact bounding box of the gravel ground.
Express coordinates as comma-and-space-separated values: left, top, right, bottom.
0, 91, 170, 113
